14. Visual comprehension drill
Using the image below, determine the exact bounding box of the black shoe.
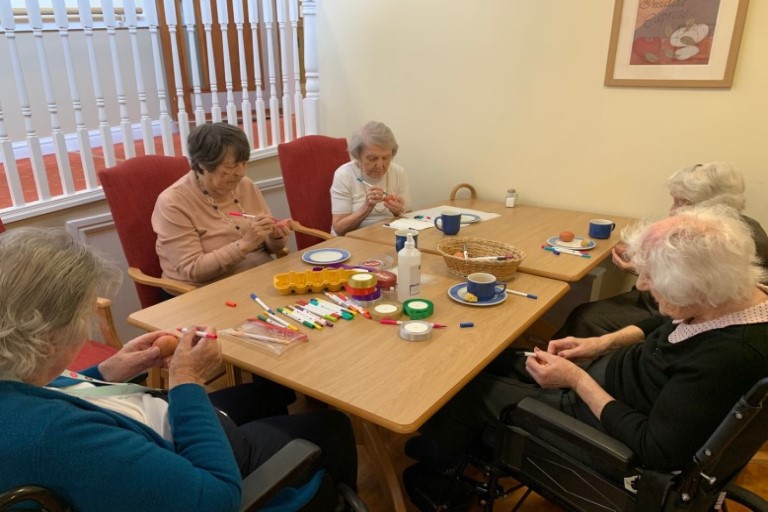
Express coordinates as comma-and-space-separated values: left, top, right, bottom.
403, 462, 474, 512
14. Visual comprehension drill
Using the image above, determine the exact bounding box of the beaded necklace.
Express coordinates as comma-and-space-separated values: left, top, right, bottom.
196, 173, 246, 237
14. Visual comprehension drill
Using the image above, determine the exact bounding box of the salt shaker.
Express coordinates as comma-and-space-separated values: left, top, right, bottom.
505, 189, 518, 208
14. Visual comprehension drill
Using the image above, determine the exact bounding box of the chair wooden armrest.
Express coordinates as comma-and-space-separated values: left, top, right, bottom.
95, 297, 123, 350
449, 183, 477, 200
290, 220, 334, 242
127, 267, 197, 295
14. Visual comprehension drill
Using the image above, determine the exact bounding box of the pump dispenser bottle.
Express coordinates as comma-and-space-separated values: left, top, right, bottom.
397, 233, 421, 302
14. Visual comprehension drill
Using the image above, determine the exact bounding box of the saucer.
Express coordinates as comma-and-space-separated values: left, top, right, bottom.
447, 283, 507, 307
301, 248, 351, 265
460, 213, 481, 224
546, 236, 596, 250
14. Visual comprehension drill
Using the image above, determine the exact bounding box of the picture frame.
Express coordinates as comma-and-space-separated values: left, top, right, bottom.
604, 0, 749, 88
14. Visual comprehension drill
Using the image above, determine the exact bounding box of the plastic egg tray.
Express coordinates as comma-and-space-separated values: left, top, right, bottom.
273, 268, 366, 295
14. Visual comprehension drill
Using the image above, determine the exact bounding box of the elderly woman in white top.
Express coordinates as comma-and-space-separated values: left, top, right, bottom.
330, 121, 411, 235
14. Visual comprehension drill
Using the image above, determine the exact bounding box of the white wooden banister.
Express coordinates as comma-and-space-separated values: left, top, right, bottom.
0, 0, 319, 220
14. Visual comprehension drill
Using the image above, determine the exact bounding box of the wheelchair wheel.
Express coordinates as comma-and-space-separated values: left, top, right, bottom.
721, 485, 768, 512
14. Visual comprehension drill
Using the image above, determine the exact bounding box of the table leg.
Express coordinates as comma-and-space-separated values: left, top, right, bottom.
357, 418, 408, 511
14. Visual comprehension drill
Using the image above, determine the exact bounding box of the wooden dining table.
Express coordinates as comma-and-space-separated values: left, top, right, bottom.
128, 236, 569, 511
345, 199, 637, 282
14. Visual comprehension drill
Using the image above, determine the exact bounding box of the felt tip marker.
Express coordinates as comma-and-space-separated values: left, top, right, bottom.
541, 245, 590, 258
229, 212, 259, 219
505, 289, 538, 300
250, 293, 275, 314
355, 177, 388, 196
277, 307, 318, 330
262, 309, 299, 331
380, 319, 447, 328
178, 328, 218, 339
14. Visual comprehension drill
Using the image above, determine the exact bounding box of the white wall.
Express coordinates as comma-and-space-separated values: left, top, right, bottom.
315, 0, 768, 228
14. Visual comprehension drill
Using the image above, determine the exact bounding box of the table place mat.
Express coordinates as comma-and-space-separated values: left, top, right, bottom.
405, 205, 501, 222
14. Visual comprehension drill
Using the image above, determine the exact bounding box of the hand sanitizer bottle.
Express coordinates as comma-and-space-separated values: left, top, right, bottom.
397, 233, 421, 302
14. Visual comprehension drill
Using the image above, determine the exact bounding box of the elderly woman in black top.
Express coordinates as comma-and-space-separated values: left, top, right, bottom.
406, 206, 768, 485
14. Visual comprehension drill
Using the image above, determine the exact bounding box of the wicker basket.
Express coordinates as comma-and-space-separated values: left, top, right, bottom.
437, 237, 526, 281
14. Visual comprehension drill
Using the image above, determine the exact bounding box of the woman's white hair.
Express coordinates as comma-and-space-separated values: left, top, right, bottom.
348, 121, 399, 160
0, 228, 122, 380
624, 205, 766, 308
666, 161, 746, 211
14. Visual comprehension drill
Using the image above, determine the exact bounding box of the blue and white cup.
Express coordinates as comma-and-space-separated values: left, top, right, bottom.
395, 229, 419, 253
466, 272, 506, 301
434, 210, 462, 236
588, 219, 615, 240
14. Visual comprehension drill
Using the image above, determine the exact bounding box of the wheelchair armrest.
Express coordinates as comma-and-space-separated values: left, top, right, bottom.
503, 397, 638, 476
240, 439, 321, 512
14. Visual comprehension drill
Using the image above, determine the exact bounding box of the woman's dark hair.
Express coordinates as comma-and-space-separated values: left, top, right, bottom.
187, 122, 251, 174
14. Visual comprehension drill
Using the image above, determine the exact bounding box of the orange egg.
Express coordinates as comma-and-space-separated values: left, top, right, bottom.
559, 230, 575, 242
453, 251, 465, 258
153, 334, 179, 358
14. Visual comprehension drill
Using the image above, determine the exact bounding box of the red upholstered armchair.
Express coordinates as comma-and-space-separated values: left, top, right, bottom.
97, 155, 195, 309
277, 135, 349, 250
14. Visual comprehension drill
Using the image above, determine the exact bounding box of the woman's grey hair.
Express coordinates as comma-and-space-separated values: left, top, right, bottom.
666, 161, 746, 211
0, 228, 122, 380
187, 122, 251, 174
624, 205, 765, 308
348, 121, 399, 160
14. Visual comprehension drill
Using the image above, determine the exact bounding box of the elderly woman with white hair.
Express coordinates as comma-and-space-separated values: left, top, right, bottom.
404, 206, 768, 505
330, 121, 411, 235
0, 228, 358, 511
554, 161, 768, 339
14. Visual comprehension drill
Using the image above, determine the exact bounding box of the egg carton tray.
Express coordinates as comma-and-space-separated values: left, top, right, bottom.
273, 268, 366, 295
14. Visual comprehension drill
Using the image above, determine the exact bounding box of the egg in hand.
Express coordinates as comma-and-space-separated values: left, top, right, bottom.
153, 334, 179, 358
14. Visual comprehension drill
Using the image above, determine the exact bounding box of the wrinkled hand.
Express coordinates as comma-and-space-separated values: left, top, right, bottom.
383, 194, 406, 215
525, 348, 586, 389
98, 331, 170, 382
611, 245, 636, 273
547, 336, 605, 361
240, 214, 273, 248
168, 327, 222, 388
270, 219, 293, 240
365, 186, 386, 207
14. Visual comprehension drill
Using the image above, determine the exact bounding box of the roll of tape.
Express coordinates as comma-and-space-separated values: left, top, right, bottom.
372, 270, 397, 289
348, 288, 382, 304
403, 299, 434, 320
399, 320, 433, 342
347, 272, 377, 289
344, 284, 377, 296
370, 302, 403, 321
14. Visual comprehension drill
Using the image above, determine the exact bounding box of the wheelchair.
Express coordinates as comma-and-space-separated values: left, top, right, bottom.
1, 439, 367, 512
451, 376, 768, 511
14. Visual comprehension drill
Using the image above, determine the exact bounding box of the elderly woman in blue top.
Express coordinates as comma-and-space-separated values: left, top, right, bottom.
330, 121, 411, 235
0, 228, 357, 512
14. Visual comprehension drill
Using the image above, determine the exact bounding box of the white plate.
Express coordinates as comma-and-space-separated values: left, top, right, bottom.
301, 248, 351, 265
447, 283, 507, 307
546, 236, 596, 251
460, 213, 481, 224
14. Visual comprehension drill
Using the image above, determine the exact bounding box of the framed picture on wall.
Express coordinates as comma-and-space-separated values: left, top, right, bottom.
604, 0, 749, 88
